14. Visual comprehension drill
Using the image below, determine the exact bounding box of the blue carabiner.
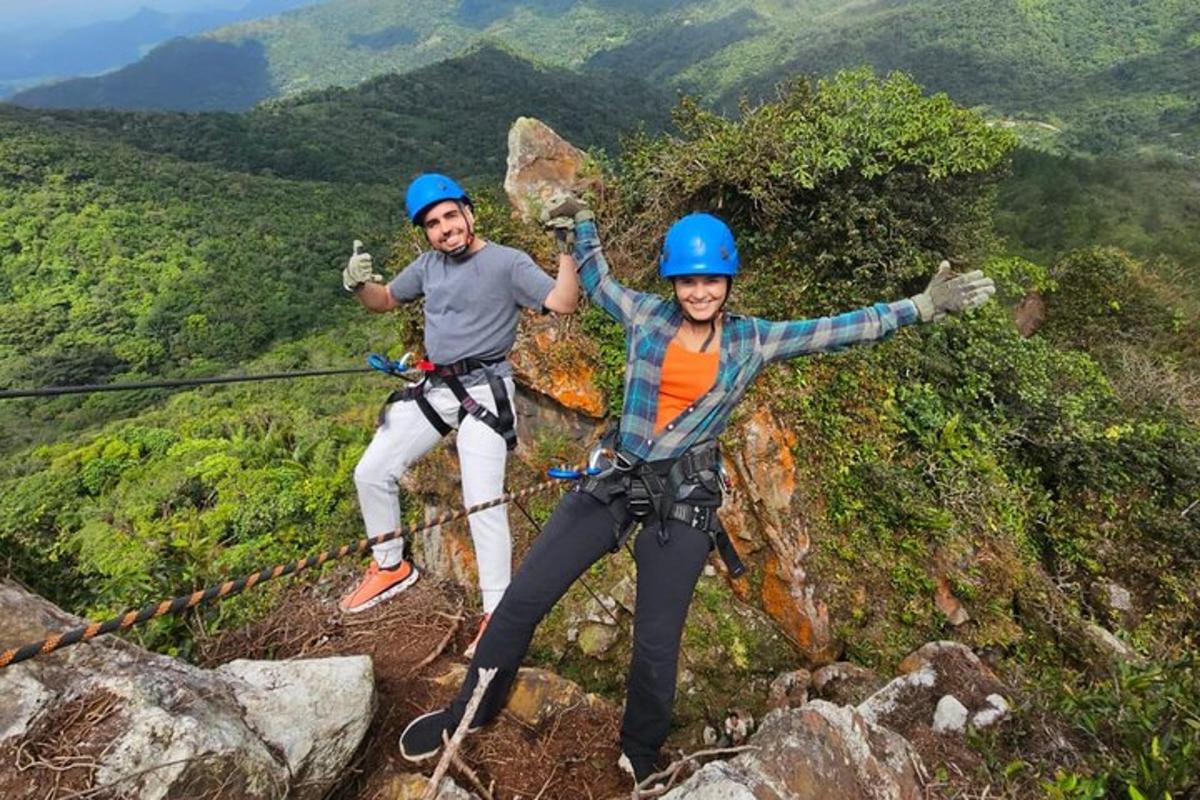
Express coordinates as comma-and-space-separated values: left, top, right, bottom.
367, 352, 392, 373
367, 352, 416, 376
547, 465, 603, 480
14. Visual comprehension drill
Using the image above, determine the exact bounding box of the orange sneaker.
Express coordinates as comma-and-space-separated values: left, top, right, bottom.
462, 613, 491, 659
339, 559, 420, 613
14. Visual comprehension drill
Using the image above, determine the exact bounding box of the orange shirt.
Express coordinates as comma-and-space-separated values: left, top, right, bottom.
655, 340, 719, 433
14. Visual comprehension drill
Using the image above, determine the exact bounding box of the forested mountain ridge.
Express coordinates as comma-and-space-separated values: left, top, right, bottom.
10, 0, 1197, 158
19, 46, 671, 184
0, 0, 323, 96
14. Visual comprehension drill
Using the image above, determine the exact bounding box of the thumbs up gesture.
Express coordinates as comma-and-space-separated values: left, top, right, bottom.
343, 239, 382, 292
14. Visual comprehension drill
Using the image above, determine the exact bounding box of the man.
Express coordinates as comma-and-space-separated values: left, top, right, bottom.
340, 173, 579, 657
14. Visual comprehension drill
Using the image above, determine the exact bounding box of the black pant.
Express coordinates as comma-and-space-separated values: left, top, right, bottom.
450, 487, 713, 767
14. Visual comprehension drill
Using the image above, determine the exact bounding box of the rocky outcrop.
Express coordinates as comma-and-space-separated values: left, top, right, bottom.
662, 701, 924, 800
724, 407, 840, 665
858, 641, 1010, 739
504, 117, 592, 223
0, 581, 373, 800
434, 664, 614, 728
511, 317, 609, 421
811, 662, 884, 707
1012, 290, 1046, 337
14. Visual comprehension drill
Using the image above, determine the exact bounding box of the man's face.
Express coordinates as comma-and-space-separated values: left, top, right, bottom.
421, 200, 474, 254
672, 275, 729, 322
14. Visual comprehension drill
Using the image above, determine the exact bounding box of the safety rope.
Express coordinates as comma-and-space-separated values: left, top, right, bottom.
0, 367, 377, 400
511, 496, 622, 627
0, 475, 568, 670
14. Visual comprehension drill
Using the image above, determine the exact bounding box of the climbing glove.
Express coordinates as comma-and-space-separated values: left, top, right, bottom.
911, 261, 996, 322
343, 239, 382, 292
539, 192, 594, 255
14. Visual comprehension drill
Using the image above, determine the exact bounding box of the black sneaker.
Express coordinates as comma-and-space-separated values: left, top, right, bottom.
399, 708, 481, 762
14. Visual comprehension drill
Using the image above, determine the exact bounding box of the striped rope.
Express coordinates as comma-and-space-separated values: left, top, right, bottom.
0, 476, 566, 669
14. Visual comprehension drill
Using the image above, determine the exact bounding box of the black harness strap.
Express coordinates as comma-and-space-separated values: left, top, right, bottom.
377, 356, 516, 450
438, 368, 518, 452
416, 392, 454, 437
667, 503, 745, 578
577, 440, 744, 576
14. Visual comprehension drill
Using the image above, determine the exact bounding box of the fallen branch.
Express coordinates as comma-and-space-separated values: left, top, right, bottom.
632, 745, 756, 799
421, 666, 497, 800
407, 604, 464, 677
451, 751, 495, 800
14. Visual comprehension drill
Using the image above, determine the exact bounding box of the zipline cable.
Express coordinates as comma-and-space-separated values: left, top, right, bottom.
0, 474, 571, 670
0, 367, 378, 400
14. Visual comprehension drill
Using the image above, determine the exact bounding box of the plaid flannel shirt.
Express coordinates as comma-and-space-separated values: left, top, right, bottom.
574, 218, 921, 462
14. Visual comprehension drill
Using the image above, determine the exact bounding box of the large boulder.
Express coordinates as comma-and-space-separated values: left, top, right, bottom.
0, 581, 373, 800
661, 701, 924, 800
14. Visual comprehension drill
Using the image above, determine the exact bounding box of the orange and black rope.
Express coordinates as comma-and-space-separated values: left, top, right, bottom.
0, 477, 564, 669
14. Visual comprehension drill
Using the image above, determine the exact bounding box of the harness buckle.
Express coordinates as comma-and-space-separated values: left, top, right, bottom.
626, 480, 655, 519
689, 505, 713, 530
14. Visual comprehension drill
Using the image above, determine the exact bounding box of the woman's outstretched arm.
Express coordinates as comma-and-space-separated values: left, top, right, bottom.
756, 262, 995, 362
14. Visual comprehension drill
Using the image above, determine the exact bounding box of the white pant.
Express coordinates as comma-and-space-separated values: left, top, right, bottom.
354, 379, 514, 613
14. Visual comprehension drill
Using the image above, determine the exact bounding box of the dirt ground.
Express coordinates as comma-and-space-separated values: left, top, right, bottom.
198, 569, 635, 800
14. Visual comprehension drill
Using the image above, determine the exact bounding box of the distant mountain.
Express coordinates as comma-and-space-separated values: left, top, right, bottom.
8, 0, 1197, 157
8, 38, 276, 112
0, 0, 324, 94
23, 45, 671, 180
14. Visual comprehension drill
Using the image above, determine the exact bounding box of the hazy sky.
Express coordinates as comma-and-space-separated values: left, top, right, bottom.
0, 1, 246, 31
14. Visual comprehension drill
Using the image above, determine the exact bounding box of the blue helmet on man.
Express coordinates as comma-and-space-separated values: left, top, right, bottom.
405, 173, 471, 225
659, 213, 740, 278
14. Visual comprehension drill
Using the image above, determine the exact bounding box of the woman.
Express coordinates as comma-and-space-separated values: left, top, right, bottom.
398, 197, 994, 782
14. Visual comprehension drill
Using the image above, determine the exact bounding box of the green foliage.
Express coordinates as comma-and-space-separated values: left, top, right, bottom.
1058, 659, 1200, 799
1043, 770, 1108, 800
619, 69, 1014, 312
578, 304, 625, 416
0, 108, 399, 446
0, 320, 412, 647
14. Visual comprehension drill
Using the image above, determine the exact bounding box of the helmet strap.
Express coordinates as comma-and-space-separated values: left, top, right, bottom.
700, 319, 717, 352
446, 201, 476, 259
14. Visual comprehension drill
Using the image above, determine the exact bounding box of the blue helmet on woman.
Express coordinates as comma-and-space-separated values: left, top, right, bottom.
659, 213, 740, 278
405, 173, 471, 225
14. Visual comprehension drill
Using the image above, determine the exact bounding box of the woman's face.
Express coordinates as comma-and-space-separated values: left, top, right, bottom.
673, 275, 729, 322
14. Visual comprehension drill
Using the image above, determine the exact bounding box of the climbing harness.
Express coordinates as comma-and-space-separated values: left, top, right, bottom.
552, 432, 745, 577
0, 474, 569, 670
377, 356, 518, 451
